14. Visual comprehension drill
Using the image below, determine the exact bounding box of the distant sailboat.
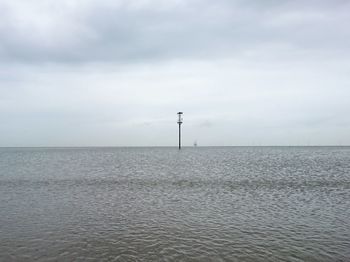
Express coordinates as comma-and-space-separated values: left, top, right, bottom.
193, 141, 198, 147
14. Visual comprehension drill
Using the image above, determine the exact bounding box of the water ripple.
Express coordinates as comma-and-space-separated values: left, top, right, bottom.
1, 147, 350, 261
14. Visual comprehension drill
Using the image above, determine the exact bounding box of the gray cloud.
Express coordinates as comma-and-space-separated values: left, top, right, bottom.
1, 0, 349, 63
0, 0, 350, 146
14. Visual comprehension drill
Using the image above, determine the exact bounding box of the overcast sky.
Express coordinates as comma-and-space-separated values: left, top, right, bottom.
1, 0, 349, 146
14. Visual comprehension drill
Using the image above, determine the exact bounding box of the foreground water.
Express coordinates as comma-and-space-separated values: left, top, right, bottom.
0, 147, 349, 261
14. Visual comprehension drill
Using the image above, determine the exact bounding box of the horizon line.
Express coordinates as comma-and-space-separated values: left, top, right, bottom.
1, 145, 349, 148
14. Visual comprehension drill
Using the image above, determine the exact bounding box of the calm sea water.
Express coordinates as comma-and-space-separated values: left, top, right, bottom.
0, 147, 349, 261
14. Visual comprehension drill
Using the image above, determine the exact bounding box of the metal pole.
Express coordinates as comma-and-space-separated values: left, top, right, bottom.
177, 112, 183, 150
178, 123, 181, 150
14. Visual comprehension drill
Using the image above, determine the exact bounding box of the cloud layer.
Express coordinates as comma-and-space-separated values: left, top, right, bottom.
1, 0, 349, 63
1, 0, 349, 146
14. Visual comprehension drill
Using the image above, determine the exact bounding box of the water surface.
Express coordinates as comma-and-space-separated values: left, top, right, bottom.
1, 147, 349, 261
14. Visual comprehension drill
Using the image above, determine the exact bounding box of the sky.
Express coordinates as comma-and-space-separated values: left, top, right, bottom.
1, 0, 349, 146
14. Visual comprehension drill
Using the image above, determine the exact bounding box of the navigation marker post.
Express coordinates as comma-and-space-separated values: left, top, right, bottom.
177, 112, 183, 150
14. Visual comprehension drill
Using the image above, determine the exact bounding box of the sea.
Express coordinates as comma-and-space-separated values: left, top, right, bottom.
0, 146, 349, 261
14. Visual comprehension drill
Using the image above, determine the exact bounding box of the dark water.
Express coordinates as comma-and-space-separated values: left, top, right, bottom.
1, 147, 350, 261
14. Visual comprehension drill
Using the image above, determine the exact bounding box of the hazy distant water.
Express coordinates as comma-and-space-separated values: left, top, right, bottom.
1, 147, 350, 261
